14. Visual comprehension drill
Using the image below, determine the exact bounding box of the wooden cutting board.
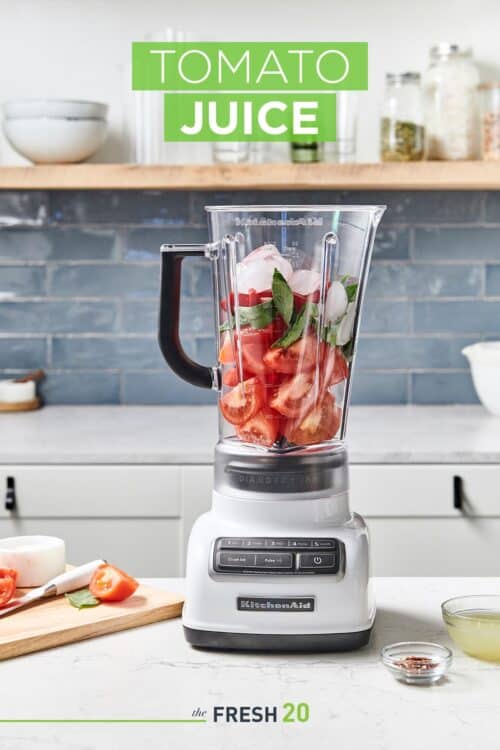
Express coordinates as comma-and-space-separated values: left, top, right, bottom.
0, 582, 184, 660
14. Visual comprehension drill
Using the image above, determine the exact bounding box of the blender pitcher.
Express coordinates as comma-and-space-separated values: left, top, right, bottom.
159, 205, 385, 451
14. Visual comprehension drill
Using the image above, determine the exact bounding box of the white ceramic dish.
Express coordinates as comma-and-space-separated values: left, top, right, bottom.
0, 379, 35, 403
4, 99, 107, 120
463, 342, 500, 416
4, 117, 107, 164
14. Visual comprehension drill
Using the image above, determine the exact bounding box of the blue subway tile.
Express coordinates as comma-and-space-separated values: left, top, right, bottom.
414, 300, 500, 334
50, 264, 159, 299
414, 227, 500, 261
356, 336, 475, 370
39, 371, 120, 405
122, 301, 156, 333
412, 372, 478, 404
0, 266, 46, 296
0, 228, 117, 262
484, 192, 500, 222
350, 372, 408, 405
123, 227, 208, 261
367, 263, 483, 298
360, 300, 410, 333
0, 192, 48, 226
49, 191, 190, 226
373, 227, 410, 260
123, 370, 217, 405
486, 265, 500, 295
0, 337, 47, 368
52, 336, 164, 369
0, 301, 118, 333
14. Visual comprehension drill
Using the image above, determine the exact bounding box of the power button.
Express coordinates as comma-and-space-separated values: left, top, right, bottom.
297, 553, 337, 571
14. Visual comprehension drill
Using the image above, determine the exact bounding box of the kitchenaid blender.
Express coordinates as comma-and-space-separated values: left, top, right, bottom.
159, 204, 385, 650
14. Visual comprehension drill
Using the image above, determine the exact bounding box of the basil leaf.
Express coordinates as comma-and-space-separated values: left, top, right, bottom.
272, 303, 316, 348
345, 283, 358, 303
342, 339, 355, 362
219, 320, 233, 332
65, 587, 100, 610
272, 269, 293, 325
219, 300, 274, 331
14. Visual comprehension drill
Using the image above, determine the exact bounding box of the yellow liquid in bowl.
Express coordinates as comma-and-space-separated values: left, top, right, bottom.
445, 610, 500, 661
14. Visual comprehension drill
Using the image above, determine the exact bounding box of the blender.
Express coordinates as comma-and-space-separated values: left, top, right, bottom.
159, 204, 385, 651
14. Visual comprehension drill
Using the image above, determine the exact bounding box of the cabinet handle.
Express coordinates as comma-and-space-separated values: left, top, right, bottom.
5, 477, 16, 512
453, 475, 464, 512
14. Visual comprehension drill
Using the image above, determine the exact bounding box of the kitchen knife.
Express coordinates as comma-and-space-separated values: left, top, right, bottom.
0, 559, 106, 617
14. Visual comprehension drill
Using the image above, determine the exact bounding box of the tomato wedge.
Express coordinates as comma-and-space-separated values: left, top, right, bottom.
220, 290, 273, 312
222, 366, 253, 387
270, 372, 316, 418
263, 334, 318, 374
220, 377, 265, 426
322, 345, 349, 389
284, 393, 342, 446
293, 290, 320, 309
0, 568, 17, 607
236, 408, 281, 447
89, 564, 138, 602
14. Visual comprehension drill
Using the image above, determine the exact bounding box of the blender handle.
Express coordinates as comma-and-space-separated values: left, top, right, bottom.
159, 244, 217, 390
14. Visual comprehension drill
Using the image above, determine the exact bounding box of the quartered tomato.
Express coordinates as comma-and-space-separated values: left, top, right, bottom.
322, 345, 349, 388
220, 377, 265, 426
222, 366, 253, 387
270, 372, 316, 418
220, 289, 273, 311
284, 393, 342, 446
263, 334, 318, 374
219, 326, 276, 375
89, 564, 138, 602
236, 408, 281, 447
293, 290, 321, 309
0, 568, 17, 607
219, 333, 236, 365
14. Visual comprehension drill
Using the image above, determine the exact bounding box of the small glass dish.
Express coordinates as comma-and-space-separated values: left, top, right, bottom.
381, 642, 452, 685
442, 595, 500, 661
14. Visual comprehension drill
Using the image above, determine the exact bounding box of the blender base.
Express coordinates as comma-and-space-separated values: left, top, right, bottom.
184, 625, 373, 652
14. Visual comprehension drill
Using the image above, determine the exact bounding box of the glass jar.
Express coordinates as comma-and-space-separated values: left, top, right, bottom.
423, 43, 480, 160
380, 72, 424, 161
479, 82, 500, 160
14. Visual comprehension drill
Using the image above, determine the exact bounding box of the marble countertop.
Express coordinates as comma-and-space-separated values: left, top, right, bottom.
0, 405, 499, 465
1, 577, 499, 750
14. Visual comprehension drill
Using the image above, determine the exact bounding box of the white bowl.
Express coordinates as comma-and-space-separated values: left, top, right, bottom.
4, 98, 107, 120
3, 117, 107, 164
463, 342, 500, 416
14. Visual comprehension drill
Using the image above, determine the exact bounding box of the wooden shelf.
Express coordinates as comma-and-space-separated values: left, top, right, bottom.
0, 161, 500, 191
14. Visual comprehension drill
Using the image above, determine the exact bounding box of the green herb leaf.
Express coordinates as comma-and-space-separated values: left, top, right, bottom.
219, 300, 274, 332
345, 283, 358, 303
65, 588, 100, 610
272, 269, 294, 325
342, 339, 355, 362
219, 320, 233, 333
272, 303, 316, 348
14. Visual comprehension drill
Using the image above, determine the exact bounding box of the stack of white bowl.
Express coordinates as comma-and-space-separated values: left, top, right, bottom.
3, 99, 108, 164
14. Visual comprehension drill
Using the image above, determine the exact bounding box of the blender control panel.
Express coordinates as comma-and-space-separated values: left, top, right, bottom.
213, 537, 341, 575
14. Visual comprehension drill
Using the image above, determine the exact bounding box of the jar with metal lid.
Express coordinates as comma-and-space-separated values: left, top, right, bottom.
479, 82, 500, 160
423, 43, 480, 160
380, 72, 424, 161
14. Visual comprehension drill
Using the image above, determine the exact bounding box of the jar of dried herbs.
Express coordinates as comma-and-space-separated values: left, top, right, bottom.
380, 72, 424, 161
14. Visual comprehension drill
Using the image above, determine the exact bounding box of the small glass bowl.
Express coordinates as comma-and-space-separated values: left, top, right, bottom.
442, 595, 500, 661
381, 642, 452, 685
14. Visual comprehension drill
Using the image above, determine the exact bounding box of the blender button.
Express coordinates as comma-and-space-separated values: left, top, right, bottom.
297, 553, 336, 570
311, 539, 335, 549
265, 539, 289, 548
217, 552, 256, 568
254, 552, 293, 569
219, 538, 243, 548
243, 538, 266, 547
288, 539, 311, 548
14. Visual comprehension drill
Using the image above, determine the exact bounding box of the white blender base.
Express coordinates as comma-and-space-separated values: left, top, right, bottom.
182, 491, 375, 652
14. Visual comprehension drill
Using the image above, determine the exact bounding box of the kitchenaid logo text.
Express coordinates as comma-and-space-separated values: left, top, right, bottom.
234, 216, 323, 227
237, 597, 315, 611
132, 42, 368, 141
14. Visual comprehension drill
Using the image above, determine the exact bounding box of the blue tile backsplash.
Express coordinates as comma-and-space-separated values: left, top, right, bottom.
0, 188, 499, 405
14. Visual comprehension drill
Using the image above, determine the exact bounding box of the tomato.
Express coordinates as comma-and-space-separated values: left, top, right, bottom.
236, 408, 281, 447
220, 377, 265, 425
220, 326, 276, 375
220, 290, 272, 311
322, 345, 349, 388
219, 333, 236, 365
293, 290, 321, 309
263, 334, 318, 374
284, 393, 342, 446
0, 568, 17, 607
89, 564, 138, 602
270, 372, 317, 418
222, 366, 254, 387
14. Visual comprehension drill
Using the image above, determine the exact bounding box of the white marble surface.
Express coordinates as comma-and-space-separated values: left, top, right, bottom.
0, 405, 500, 464
0, 577, 499, 750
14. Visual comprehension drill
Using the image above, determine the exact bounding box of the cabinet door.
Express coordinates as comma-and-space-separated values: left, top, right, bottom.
180, 467, 213, 573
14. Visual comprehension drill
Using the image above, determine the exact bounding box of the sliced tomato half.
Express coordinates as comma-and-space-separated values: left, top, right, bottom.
284, 393, 342, 446
236, 408, 281, 447
270, 371, 317, 418
263, 334, 318, 374
0, 568, 17, 607
220, 377, 265, 426
89, 564, 138, 602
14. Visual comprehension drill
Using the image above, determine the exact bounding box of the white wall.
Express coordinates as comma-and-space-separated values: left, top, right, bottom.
1, 0, 499, 164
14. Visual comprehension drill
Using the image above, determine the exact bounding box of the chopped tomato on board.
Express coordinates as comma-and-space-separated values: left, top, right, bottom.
263, 334, 318, 374
284, 393, 341, 446
89, 564, 138, 603
236, 408, 281, 447
220, 377, 265, 426
270, 372, 316, 418
0, 568, 18, 607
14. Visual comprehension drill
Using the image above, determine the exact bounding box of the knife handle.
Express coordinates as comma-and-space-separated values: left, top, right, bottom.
48, 560, 106, 596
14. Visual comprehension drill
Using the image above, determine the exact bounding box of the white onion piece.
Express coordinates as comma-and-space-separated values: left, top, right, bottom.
325, 281, 348, 323
290, 269, 321, 296
0, 536, 66, 587
336, 302, 356, 345
240, 243, 280, 266
236, 255, 293, 293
